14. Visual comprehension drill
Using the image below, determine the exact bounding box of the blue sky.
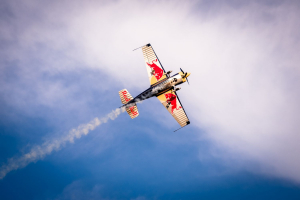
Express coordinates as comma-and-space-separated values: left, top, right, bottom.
1, 0, 300, 199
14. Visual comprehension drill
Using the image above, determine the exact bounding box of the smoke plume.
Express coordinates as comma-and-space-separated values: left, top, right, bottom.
0, 108, 123, 179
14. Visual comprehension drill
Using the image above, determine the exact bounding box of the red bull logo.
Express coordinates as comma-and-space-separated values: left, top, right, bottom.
121, 90, 131, 102
147, 59, 163, 81
164, 93, 182, 114
129, 106, 138, 116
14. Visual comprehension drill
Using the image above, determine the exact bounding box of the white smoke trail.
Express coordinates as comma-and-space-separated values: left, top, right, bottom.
0, 108, 123, 179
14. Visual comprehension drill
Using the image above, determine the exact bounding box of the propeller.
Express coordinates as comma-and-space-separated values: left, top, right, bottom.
180, 68, 189, 85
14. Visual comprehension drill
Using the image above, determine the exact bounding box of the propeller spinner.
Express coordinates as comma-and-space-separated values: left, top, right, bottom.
180, 68, 190, 84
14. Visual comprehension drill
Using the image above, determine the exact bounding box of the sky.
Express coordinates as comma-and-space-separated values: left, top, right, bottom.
1, 0, 300, 199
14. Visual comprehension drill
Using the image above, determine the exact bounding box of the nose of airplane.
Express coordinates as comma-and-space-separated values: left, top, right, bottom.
186, 72, 191, 78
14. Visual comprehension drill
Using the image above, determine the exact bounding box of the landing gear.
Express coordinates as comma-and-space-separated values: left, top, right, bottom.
172, 86, 181, 92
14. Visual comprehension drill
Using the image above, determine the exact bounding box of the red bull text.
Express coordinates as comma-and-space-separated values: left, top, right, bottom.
122, 90, 131, 102
129, 106, 138, 116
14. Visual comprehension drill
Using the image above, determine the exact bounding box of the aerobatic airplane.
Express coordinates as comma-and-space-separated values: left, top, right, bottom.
119, 43, 191, 130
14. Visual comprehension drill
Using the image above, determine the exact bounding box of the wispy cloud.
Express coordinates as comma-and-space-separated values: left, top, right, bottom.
0, 108, 122, 179
53, 180, 110, 200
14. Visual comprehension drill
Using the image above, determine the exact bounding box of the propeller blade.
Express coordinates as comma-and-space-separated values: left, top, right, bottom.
180, 68, 190, 84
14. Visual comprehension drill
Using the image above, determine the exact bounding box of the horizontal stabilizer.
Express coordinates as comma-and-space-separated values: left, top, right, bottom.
126, 104, 139, 119
119, 89, 133, 104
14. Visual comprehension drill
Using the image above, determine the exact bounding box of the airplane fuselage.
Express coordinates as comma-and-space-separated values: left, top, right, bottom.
123, 72, 185, 109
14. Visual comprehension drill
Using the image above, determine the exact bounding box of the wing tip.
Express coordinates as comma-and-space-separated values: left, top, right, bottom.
133, 43, 151, 51
174, 121, 190, 132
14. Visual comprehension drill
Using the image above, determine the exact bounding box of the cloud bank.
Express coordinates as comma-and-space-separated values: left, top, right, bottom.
1, 0, 300, 182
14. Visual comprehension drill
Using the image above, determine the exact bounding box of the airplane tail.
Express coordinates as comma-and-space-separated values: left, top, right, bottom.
118, 89, 139, 119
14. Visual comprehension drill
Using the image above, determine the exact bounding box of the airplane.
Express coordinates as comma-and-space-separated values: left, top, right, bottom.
119, 43, 191, 131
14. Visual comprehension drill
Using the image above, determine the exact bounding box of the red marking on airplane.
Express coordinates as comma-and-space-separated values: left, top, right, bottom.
122, 90, 131, 102
129, 106, 138, 116
147, 59, 163, 81
164, 93, 181, 114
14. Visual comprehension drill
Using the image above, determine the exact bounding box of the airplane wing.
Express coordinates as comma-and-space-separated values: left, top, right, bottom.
157, 90, 190, 128
141, 44, 168, 85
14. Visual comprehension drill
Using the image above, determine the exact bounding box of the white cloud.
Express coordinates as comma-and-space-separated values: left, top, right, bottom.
1, 0, 300, 182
